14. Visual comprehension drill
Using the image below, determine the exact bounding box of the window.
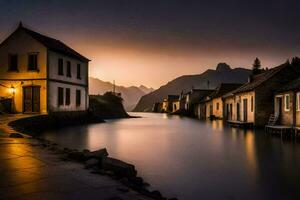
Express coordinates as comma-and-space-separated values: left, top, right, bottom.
58, 58, 64, 75
65, 88, 70, 105
58, 87, 64, 106
76, 90, 81, 106
284, 94, 290, 111
28, 53, 38, 70
297, 93, 300, 111
8, 54, 18, 71
66, 61, 71, 77
251, 96, 254, 112
77, 64, 81, 79
216, 102, 219, 110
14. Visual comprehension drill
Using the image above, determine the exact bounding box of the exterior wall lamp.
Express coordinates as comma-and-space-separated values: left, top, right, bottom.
9, 86, 15, 95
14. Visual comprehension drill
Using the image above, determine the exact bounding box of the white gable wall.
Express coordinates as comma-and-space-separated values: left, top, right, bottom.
47, 51, 89, 112
48, 81, 87, 112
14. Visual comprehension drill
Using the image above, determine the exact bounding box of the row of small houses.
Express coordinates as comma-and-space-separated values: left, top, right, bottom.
155, 59, 300, 133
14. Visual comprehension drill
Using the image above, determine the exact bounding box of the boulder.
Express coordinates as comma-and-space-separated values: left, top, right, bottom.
85, 158, 99, 168
84, 148, 108, 160
9, 133, 24, 138
68, 151, 85, 161
102, 157, 137, 178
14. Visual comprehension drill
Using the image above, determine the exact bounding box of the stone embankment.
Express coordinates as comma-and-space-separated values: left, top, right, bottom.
34, 137, 178, 200
5, 114, 177, 200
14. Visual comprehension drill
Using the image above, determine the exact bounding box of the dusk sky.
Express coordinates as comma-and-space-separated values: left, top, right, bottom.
1, 0, 300, 88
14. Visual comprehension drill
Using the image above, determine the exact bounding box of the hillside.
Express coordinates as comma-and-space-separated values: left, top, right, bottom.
89, 93, 129, 119
133, 63, 251, 112
89, 77, 154, 111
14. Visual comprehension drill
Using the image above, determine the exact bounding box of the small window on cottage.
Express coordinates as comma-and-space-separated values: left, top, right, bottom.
251, 96, 254, 112
8, 54, 18, 71
297, 93, 300, 111
58, 59, 64, 75
66, 61, 71, 77
284, 94, 290, 111
58, 87, 64, 106
77, 64, 81, 79
28, 53, 38, 70
216, 103, 219, 110
66, 88, 70, 105
76, 90, 81, 106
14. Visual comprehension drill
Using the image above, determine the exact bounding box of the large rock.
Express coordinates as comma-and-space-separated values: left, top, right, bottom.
68, 148, 108, 162
85, 148, 108, 160
102, 157, 137, 178
85, 158, 99, 168
68, 150, 86, 161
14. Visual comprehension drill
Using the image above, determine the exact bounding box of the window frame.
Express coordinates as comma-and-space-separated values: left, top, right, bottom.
297, 93, 300, 111
76, 90, 81, 106
284, 94, 290, 111
77, 64, 81, 79
58, 87, 64, 106
65, 88, 71, 106
28, 53, 39, 71
58, 58, 64, 75
8, 54, 18, 71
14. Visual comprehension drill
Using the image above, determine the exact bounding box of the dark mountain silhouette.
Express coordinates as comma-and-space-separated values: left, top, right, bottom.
89, 77, 154, 111
133, 63, 252, 112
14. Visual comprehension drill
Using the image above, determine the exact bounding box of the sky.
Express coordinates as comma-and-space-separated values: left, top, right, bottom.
1, 0, 300, 88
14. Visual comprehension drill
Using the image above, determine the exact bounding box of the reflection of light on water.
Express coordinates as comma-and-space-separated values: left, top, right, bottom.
162, 113, 168, 119
211, 120, 224, 131
244, 130, 258, 177
231, 128, 237, 141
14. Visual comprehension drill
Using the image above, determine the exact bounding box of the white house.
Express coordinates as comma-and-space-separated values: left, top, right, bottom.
0, 22, 90, 113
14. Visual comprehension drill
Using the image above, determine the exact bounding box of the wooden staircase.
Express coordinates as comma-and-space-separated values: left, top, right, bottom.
267, 114, 278, 126
265, 114, 279, 133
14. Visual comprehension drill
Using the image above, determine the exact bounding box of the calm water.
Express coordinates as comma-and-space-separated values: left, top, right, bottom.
42, 113, 300, 200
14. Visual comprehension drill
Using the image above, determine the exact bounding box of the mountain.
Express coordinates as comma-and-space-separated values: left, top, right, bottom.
133, 63, 252, 112
139, 85, 155, 94
89, 77, 154, 111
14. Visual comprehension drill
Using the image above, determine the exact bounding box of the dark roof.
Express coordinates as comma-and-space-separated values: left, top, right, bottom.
277, 78, 300, 93
2, 23, 90, 62
232, 63, 288, 94
185, 88, 215, 95
209, 83, 243, 99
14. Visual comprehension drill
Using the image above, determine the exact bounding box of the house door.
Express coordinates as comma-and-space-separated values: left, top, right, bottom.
243, 99, 248, 122
275, 97, 282, 120
237, 103, 240, 121
23, 86, 40, 113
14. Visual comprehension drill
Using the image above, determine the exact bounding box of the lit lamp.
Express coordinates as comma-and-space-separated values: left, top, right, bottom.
9, 86, 15, 95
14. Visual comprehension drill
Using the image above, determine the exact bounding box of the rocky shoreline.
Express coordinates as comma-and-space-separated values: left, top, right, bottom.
33, 137, 176, 200
8, 118, 177, 200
